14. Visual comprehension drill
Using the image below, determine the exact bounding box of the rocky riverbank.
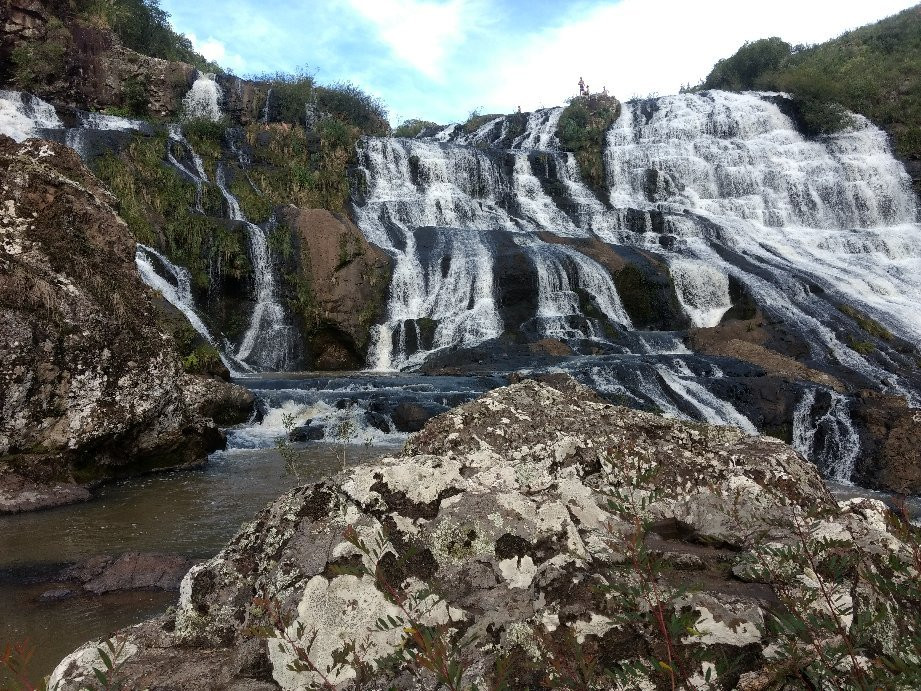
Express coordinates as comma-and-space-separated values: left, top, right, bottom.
49, 377, 921, 689
0, 136, 253, 513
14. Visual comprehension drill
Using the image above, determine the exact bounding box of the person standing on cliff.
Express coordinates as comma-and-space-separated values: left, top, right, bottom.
578, 77, 586, 96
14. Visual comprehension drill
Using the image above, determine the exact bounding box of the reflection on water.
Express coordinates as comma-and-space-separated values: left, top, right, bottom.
0, 442, 389, 681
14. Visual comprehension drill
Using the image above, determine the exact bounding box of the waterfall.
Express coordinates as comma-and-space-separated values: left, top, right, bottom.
262, 88, 273, 124
513, 107, 564, 150
0, 90, 62, 141
793, 388, 861, 482
166, 124, 211, 212
182, 74, 223, 122
214, 165, 295, 371
670, 259, 732, 328
135, 244, 249, 376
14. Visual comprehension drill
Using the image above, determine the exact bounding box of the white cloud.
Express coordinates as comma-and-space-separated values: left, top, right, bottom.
188, 33, 248, 72
344, 0, 483, 79
479, 0, 917, 115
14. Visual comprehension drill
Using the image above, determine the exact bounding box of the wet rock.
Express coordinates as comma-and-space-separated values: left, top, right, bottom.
38, 588, 76, 602
282, 208, 392, 370
364, 411, 391, 434
289, 424, 324, 442
391, 402, 440, 433
60, 553, 196, 594
852, 392, 921, 494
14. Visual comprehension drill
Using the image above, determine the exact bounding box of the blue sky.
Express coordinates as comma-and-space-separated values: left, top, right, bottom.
161, 0, 919, 126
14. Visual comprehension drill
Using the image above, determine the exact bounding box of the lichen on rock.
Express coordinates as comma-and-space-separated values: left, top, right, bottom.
49, 377, 921, 689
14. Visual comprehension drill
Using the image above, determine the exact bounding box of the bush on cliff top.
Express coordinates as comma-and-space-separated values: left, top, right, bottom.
557, 93, 621, 202
75, 0, 220, 72
696, 6, 921, 156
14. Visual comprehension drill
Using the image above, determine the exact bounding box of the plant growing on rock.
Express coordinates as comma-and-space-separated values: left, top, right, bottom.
557, 93, 621, 203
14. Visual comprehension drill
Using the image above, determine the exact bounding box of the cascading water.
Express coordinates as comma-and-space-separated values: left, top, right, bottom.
182, 73, 223, 122
215, 166, 296, 371
351, 88, 921, 464
135, 244, 249, 376
0, 90, 62, 141
793, 388, 861, 481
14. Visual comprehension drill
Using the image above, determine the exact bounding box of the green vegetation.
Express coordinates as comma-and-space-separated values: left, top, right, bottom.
172, 323, 223, 374
462, 109, 501, 134
75, 0, 220, 72
557, 93, 622, 201
94, 135, 251, 289
182, 118, 226, 159
838, 304, 894, 341
394, 119, 439, 139
696, 7, 921, 153
848, 337, 876, 355
251, 67, 317, 125
10, 17, 70, 88
315, 83, 390, 136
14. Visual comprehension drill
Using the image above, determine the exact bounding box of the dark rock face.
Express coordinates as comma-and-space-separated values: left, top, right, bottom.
852, 392, 921, 494
282, 207, 392, 370
0, 137, 252, 512
50, 378, 914, 690
390, 402, 437, 433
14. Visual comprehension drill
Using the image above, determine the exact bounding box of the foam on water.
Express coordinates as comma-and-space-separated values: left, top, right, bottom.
182, 74, 223, 122
0, 90, 62, 141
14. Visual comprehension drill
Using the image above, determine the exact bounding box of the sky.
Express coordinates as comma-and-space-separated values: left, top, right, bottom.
160, 0, 920, 126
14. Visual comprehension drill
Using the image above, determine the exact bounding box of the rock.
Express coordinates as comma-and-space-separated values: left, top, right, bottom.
283, 207, 392, 370
0, 2, 196, 118
51, 377, 918, 690
185, 376, 256, 427
288, 425, 324, 443
38, 587, 76, 602
391, 402, 439, 433
363, 411, 391, 434
60, 553, 196, 594
0, 137, 242, 512
0, 474, 92, 513
852, 392, 921, 494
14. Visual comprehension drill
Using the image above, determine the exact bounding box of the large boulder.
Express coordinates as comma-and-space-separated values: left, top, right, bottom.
283, 207, 391, 370
0, 136, 251, 512
49, 377, 920, 689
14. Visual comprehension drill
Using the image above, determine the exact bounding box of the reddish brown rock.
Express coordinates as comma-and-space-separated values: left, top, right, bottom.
284, 207, 391, 370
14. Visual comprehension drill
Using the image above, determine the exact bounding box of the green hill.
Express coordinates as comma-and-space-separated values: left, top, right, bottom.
696, 5, 921, 168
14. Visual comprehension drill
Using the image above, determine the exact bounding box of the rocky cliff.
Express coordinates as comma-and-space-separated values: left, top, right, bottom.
1, 0, 198, 118
0, 136, 253, 513
49, 378, 921, 689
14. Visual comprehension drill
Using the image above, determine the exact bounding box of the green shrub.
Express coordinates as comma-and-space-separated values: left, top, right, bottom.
393, 119, 438, 138
252, 67, 317, 125
182, 118, 226, 159
701, 37, 795, 91
315, 82, 390, 136
75, 0, 220, 72
11, 17, 70, 88
698, 7, 921, 156
557, 93, 622, 201
182, 344, 222, 373
122, 76, 150, 117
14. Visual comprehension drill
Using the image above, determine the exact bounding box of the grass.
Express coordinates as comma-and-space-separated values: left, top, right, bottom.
838, 304, 893, 341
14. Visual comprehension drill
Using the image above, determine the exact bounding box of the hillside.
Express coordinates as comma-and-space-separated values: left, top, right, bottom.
697, 4, 921, 187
